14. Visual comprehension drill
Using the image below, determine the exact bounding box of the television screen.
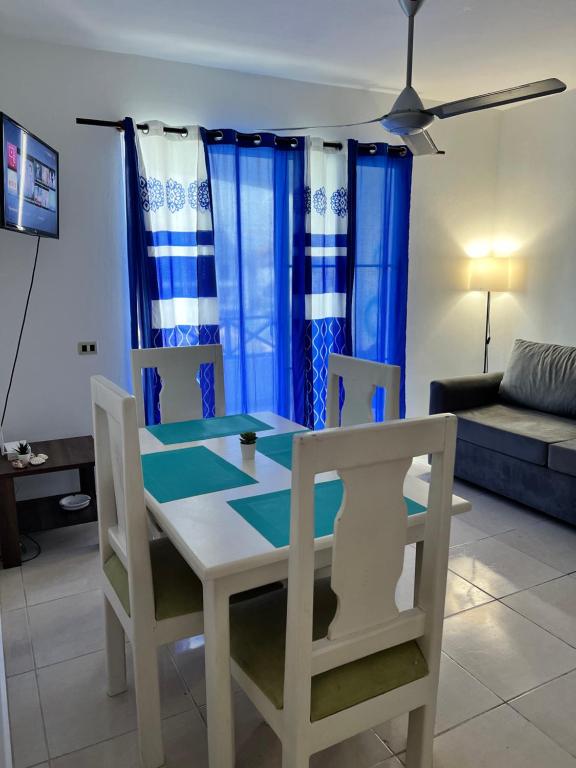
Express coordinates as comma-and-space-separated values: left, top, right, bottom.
1, 114, 59, 239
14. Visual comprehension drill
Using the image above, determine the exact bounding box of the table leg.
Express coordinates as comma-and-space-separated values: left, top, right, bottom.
203, 578, 235, 768
79, 466, 96, 502
0, 477, 21, 568
414, 540, 424, 605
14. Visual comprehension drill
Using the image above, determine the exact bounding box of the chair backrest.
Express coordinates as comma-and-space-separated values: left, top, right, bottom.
284, 414, 457, 724
326, 353, 401, 427
91, 375, 156, 623
131, 344, 226, 427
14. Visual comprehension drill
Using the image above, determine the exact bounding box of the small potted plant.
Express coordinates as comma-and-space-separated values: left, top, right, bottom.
239, 431, 257, 461
14, 441, 32, 467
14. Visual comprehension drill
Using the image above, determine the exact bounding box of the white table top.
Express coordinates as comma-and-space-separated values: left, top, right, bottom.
140, 412, 471, 581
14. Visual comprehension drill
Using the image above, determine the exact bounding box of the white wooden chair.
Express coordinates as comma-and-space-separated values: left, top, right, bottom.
91, 375, 204, 768
131, 344, 225, 427
326, 353, 401, 427
229, 414, 457, 768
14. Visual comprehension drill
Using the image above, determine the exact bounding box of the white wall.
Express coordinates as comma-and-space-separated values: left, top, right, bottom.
0, 33, 503, 481
493, 90, 576, 360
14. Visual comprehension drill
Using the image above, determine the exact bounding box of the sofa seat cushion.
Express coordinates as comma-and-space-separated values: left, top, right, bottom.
456, 404, 576, 465
230, 577, 428, 722
548, 440, 576, 478
104, 537, 203, 621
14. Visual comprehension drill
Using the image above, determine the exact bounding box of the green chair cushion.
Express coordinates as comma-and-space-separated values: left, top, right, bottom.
104, 537, 203, 621
230, 578, 428, 722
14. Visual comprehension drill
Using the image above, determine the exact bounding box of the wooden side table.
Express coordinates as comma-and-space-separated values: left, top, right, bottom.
0, 436, 95, 568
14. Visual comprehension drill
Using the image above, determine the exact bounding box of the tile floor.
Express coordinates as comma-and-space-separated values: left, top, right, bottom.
2, 478, 576, 767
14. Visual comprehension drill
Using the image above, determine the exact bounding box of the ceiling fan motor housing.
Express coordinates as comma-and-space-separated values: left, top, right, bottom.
397, 0, 427, 18
383, 85, 435, 134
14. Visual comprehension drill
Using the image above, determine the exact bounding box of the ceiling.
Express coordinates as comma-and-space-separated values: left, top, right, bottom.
0, 0, 574, 102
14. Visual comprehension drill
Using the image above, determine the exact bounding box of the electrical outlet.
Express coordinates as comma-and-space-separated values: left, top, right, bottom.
78, 341, 98, 355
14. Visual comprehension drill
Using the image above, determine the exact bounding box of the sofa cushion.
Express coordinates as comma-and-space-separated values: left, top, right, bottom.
456, 404, 576, 465
548, 440, 576, 478
499, 339, 576, 418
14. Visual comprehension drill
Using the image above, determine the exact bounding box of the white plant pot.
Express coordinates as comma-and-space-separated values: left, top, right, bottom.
16, 452, 31, 467
240, 442, 256, 461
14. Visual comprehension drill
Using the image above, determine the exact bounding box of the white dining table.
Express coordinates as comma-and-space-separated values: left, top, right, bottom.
139, 411, 471, 768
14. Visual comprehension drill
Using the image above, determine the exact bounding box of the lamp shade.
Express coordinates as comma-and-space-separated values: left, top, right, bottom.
468, 257, 511, 292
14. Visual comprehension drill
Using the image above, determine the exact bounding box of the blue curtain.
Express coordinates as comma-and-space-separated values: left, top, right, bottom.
352, 143, 413, 418
124, 124, 412, 425
206, 132, 305, 418
123, 118, 156, 424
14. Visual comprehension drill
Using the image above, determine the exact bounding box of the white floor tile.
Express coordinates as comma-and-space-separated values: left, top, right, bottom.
37, 646, 193, 758
170, 635, 208, 706
22, 547, 101, 606
495, 519, 576, 574
50, 709, 208, 768
28, 589, 104, 667
170, 635, 239, 706
442, 601, 576, 700
430, 704, 576, 768
449, 517, 490, 547
33, 522, 99, 555
203, 691, 392, 768
453, 483, 544, 534
444, 571, 493, 616
311, 730, 393, 768
7, 671, 49, 768
449, 537, 562, 598
374, 653, 501, 754
1, 608, 34, 676
395, 551, 493, 617
0, 567, 25, 612
511, 670, 576, 757
503, 576, 576, 647
374, 759, 403, 768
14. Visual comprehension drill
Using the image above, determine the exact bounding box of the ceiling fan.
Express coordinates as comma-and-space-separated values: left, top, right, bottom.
268, 0, 567, 155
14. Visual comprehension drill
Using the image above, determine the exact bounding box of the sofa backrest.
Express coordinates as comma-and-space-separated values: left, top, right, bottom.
500, 339, 576, 418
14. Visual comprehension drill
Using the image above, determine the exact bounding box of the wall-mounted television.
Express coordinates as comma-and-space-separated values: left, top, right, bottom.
1, 113, 59, 239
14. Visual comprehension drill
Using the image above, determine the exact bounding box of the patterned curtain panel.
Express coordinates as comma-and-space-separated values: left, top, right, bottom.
128, 121, 219, 423
298, 138, 350, 430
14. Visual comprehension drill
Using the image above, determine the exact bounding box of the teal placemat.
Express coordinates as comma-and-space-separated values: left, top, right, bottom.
147, 414, 273, 446
142, 446, 257, 503
229, 480, 426, 548
256, 430, 307, 469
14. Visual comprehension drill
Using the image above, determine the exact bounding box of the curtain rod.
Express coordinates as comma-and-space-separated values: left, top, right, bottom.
75, 118, 408, 156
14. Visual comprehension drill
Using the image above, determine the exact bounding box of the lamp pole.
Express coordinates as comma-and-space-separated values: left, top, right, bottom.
483, 290, 491, 374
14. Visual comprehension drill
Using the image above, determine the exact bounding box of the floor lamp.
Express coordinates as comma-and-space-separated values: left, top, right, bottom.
469, 257, 511, 374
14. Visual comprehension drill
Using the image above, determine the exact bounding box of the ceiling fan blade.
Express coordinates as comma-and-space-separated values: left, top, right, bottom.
262, 117, 384, 132
429, 78, 566, 119
403, 131, 444, 156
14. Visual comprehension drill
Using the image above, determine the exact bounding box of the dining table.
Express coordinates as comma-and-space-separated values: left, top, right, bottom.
138, 411, 471, 768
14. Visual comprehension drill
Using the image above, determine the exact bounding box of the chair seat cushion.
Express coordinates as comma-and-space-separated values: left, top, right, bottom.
104, 537, 203, 621
230, 578, 428, 722
456, 404, 576, 465
548, 440, 576, 478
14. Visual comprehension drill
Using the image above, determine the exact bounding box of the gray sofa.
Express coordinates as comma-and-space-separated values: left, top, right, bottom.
430, 339, 576, 526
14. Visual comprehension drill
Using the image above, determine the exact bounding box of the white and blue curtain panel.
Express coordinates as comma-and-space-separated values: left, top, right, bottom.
124, 119, 218, 423
124, 122, 412, 427
301, 137, 349, 429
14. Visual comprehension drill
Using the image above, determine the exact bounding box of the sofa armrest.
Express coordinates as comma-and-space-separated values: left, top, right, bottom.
429, 372, 504, 414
